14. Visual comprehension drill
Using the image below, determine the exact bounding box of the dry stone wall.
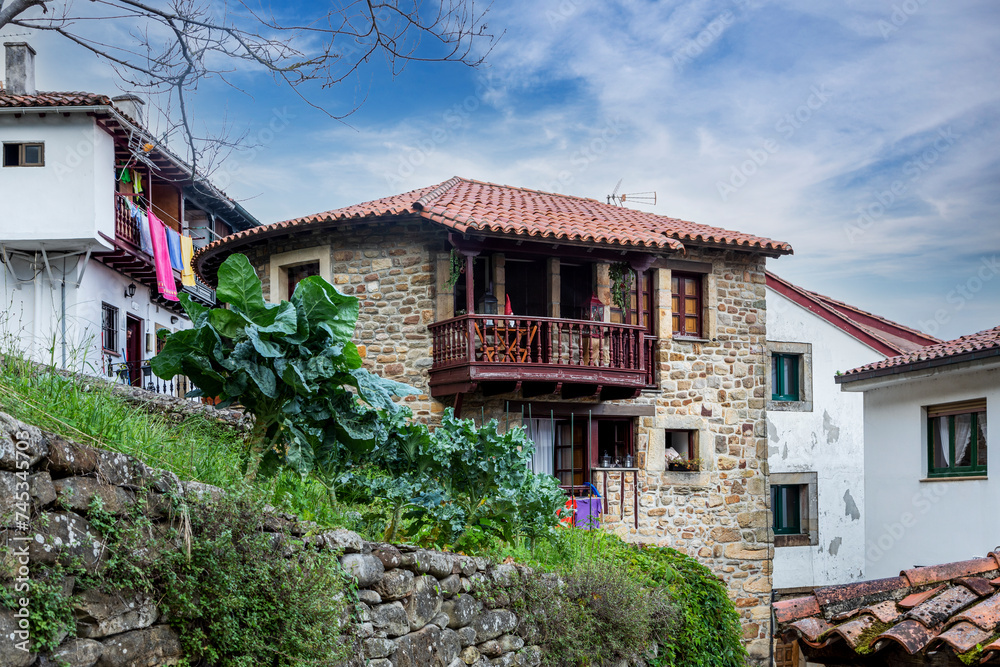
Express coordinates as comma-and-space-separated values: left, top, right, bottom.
0, 411, 583, 667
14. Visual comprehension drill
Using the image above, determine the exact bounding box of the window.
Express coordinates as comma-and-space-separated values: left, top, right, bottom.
772, 485, 801, 535
772, 353, 800, 401
671, 273, 701, 337
927, 400, 987, 478
767, 342, 813, 412
102, 303, 119, 353
770, 472, 818, 547
286, 261, 320, 300
666, 429, 699, 470
3, 142, 44, 167
560, 262, 594, 321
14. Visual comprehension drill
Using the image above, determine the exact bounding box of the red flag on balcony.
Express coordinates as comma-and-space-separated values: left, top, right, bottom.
505, 294, 513, 316
148, 211, 179, 302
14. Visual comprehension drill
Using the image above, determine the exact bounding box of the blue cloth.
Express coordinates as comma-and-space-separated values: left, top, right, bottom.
131, 203, 154, 256
165, 226, 183, 271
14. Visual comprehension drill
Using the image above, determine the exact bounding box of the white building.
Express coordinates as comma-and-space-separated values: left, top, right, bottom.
765, 272, 939, 591
837, 324, 999, 579
0, 42, 258, 391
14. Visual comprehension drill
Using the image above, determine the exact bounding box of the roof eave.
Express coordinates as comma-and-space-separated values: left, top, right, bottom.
836, 347, 1000, 386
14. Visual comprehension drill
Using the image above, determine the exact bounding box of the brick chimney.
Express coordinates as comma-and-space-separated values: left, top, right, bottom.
112, 94, 145, 124
3, 42, 36, 95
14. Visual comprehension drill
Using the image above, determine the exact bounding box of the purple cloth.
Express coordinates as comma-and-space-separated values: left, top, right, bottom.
148, 212, 178, 302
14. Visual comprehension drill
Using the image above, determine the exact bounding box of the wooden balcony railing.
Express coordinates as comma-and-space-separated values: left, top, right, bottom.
429, 315, 656, 390
115, 193, 142, 248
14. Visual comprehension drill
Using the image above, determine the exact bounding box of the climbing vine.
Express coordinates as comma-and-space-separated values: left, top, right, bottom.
445, 248, 465, 289
609, 262, 634, 311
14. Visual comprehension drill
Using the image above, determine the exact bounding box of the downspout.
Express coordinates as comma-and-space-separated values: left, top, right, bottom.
61, 277, 66, 369
32, 256, 41, 361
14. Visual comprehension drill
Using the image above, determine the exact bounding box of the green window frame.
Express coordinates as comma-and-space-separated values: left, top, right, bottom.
771, 353, 799, 401
927, 404, 987, 479
771, 484, 801, 535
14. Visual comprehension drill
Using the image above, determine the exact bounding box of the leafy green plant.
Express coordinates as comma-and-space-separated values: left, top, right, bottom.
151, 253, 417, 483
609, 262, 634, 311
444, 248, 465, 289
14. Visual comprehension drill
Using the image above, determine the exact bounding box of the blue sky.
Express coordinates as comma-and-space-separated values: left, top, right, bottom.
5, 0, 999, 340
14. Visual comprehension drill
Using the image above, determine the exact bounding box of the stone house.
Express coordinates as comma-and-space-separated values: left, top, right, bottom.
193, 176, 793, 660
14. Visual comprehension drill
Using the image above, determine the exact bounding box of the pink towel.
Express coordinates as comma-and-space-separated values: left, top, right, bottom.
148, 211, 179, 301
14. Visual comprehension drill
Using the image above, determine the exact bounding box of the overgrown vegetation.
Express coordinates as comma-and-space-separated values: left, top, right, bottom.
490, 529, 746, 667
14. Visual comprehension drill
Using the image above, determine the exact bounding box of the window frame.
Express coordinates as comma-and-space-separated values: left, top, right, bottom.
771, 484, 802, 535
101, 302, 120, 354
772, 353, 800, 401
926, 400, 987, 479
2, 142, 45, 167
770, 472, 819, 547
671, 272, 702, 338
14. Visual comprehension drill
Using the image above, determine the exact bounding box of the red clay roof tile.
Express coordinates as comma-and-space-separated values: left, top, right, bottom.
192, 177, 793, 283
840, 325, 1000, 382
775, 552, 1000, 664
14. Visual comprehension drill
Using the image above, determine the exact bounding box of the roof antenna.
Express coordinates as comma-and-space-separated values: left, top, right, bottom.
606, 179, 656, 208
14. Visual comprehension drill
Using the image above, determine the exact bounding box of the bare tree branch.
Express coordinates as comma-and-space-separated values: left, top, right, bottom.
1, 0, 499, 180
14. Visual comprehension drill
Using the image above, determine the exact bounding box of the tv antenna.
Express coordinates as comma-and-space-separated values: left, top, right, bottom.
606, 179, 656, 208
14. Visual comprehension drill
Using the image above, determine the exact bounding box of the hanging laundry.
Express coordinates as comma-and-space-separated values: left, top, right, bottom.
133, 203, 153, 255
148, 211, 178, 301
180, 234, 196, 287
133, 170, 143, 194
117, 166, 132, 183
165, 226, 183, 271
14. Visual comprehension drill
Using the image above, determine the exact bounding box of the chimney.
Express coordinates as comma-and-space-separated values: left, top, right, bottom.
112, 94, 145, 124
4, 42, 36, 95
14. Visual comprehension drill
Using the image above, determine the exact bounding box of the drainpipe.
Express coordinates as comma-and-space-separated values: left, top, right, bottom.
61, 277, 66, 369
32, 256, 41, 362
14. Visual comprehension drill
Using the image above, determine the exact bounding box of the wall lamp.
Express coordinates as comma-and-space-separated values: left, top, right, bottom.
124, 283, 137, 298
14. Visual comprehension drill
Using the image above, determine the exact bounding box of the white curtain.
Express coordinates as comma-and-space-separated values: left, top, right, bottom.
526, 419, 555, 476
938, 417, 950, 466
955, 414, 973, 466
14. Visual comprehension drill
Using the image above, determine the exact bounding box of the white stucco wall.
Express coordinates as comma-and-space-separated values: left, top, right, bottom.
0, 113, 115, 249
0, 255, 191, 373
766, 287, 889, 589
846, 363, 999, 579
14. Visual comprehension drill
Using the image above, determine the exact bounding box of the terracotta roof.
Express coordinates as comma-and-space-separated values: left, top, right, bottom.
0, 90, 113, 109
766, 271, 940, 357
775, 552, 1000, 664
837, 324, 1000, 384
192, 177, 792, 282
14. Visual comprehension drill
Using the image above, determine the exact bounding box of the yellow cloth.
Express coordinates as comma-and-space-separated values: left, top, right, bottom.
180, 234, 196, 287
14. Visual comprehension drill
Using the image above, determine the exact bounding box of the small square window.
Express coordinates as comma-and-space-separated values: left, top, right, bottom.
772, 353, 800, 401
771, 472, 818, 546
671, 273, 702, 337
927, 400, 987, 478
3, 142, 44, 167
286, 261, 320, 300
666, 429, 699, 470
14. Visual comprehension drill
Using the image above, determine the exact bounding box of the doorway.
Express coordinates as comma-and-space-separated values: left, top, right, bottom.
125, 315, 143, 387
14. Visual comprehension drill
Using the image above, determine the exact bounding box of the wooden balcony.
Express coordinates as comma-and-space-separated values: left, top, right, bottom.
429, 314, 656, 400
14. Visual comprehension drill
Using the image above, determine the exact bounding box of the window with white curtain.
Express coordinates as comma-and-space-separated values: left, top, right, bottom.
927, 400, 987, 478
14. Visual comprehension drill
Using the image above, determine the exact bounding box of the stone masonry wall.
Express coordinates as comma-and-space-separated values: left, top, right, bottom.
0, 410, 549, 667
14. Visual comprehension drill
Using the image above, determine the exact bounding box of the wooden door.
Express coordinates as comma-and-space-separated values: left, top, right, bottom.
125, 315, 143, 387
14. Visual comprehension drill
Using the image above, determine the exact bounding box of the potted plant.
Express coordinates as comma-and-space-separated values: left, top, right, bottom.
668, 457, 701, 472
